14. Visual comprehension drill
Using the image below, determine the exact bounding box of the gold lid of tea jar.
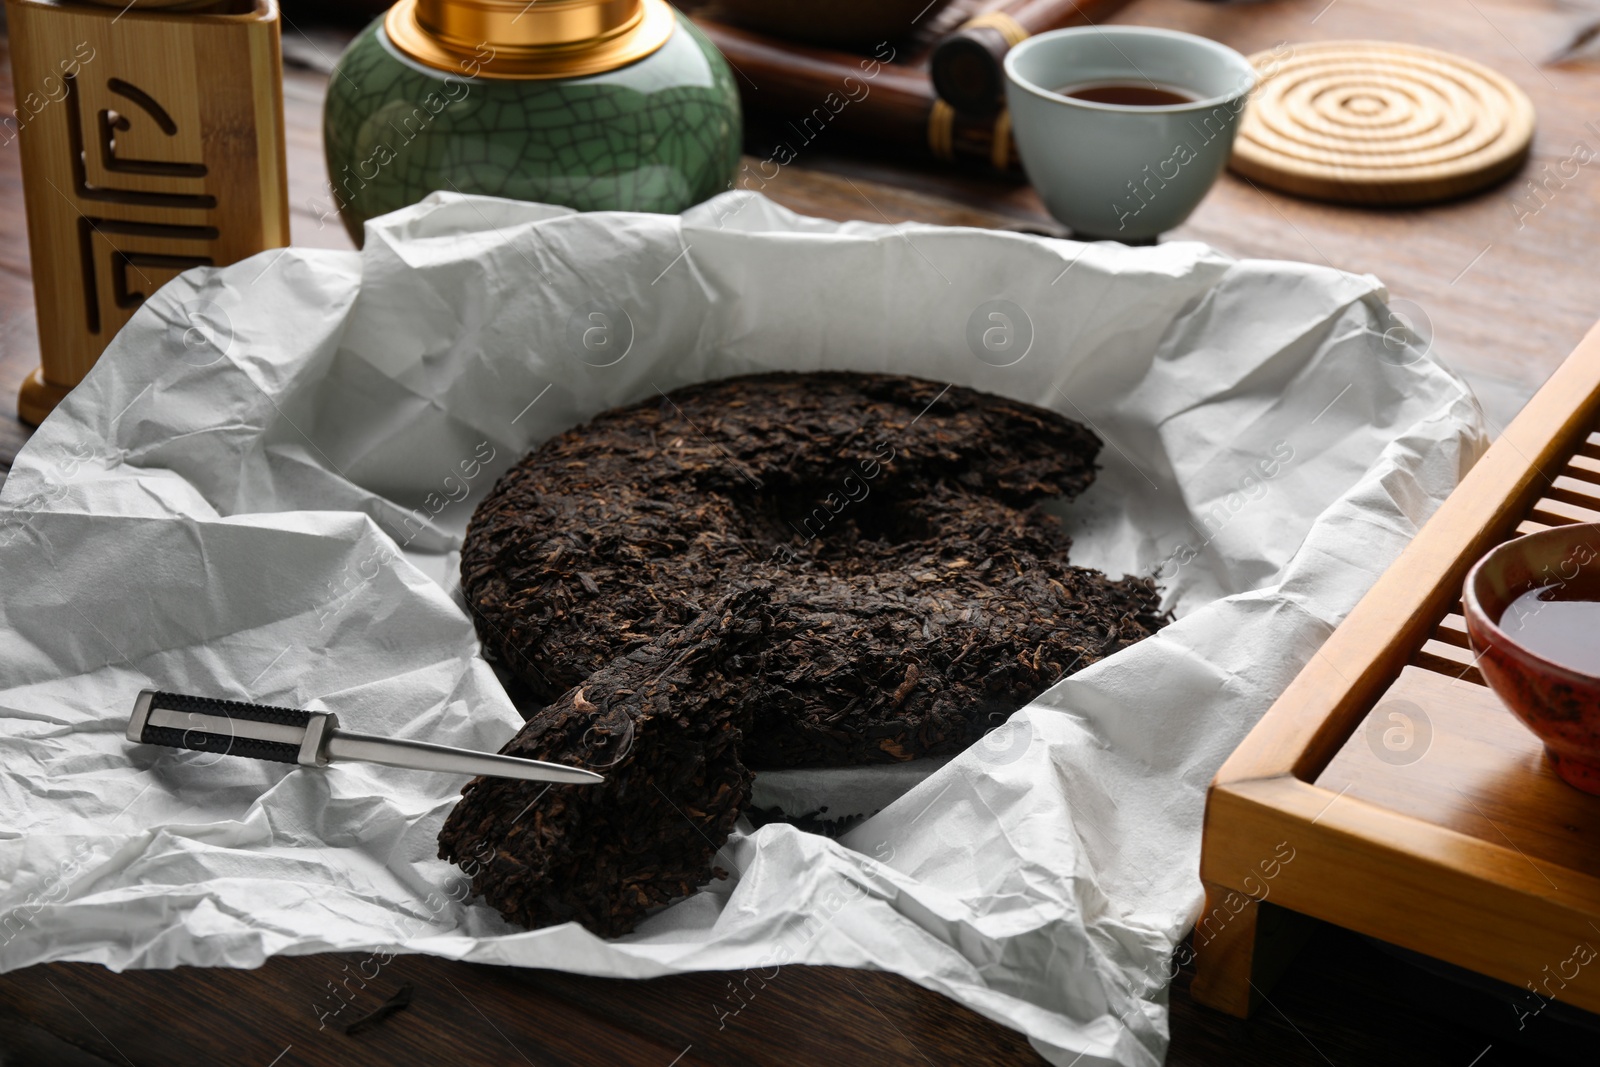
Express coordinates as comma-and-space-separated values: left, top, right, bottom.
385, 0, 678, 79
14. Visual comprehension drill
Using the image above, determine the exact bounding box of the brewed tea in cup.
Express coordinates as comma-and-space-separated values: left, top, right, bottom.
1004, 28, 1257, 240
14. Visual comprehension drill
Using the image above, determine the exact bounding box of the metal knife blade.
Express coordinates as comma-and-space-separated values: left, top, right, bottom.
323, 730, 602, 784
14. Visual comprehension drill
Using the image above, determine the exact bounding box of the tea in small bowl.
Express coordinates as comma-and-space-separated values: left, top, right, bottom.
1053, 82, 1198, 107
1463, 524, 1600, 793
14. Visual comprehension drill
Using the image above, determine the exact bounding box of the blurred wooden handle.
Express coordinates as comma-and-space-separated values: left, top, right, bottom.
930, 0, 1132, 115
692, 17, 1025, 174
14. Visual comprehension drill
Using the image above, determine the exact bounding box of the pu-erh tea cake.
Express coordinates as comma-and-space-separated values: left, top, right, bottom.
438, 372, 1166, 936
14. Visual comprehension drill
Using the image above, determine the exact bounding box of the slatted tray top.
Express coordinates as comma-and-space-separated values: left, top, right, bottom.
1316, 424, 1600, 890
1195, 330, 1600, 1020
1411, 430, 1600, 687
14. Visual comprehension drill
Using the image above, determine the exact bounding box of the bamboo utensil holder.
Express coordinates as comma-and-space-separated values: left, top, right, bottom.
7, 0, 289, 425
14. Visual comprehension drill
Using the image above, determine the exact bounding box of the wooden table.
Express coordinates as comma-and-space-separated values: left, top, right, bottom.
5, 1, 1600, 1063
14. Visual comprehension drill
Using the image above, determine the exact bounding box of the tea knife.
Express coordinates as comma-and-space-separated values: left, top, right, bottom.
126, 690, 603, 784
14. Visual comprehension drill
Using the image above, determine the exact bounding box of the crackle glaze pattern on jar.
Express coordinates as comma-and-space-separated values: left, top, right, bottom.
322, 14, 741, 244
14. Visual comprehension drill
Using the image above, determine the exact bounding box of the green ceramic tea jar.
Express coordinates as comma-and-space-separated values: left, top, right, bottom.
321, 0, 742, 244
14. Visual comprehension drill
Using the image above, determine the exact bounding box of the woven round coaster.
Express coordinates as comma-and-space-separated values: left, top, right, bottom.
1230, 40, 1535, 205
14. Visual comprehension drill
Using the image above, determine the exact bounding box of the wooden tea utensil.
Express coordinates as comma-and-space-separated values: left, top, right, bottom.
691, 17, 1024, 174
6, 0, 290, 425
930, 0, 1132, 115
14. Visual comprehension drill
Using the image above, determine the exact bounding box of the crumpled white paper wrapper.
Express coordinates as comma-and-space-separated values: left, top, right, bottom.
0, 190, 1485, 1066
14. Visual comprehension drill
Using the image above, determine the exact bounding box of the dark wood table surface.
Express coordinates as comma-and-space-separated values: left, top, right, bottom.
5, 1, 1600, 1064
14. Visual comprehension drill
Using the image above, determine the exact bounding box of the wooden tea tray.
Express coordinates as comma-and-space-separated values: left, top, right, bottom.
1193, 323, 1600, 1018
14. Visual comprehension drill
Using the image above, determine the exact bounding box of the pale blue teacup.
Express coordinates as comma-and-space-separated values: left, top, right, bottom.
1003, 27, 1257, 241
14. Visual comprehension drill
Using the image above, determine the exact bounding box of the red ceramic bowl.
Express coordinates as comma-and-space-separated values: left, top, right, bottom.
1463, 523, 1600, 794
